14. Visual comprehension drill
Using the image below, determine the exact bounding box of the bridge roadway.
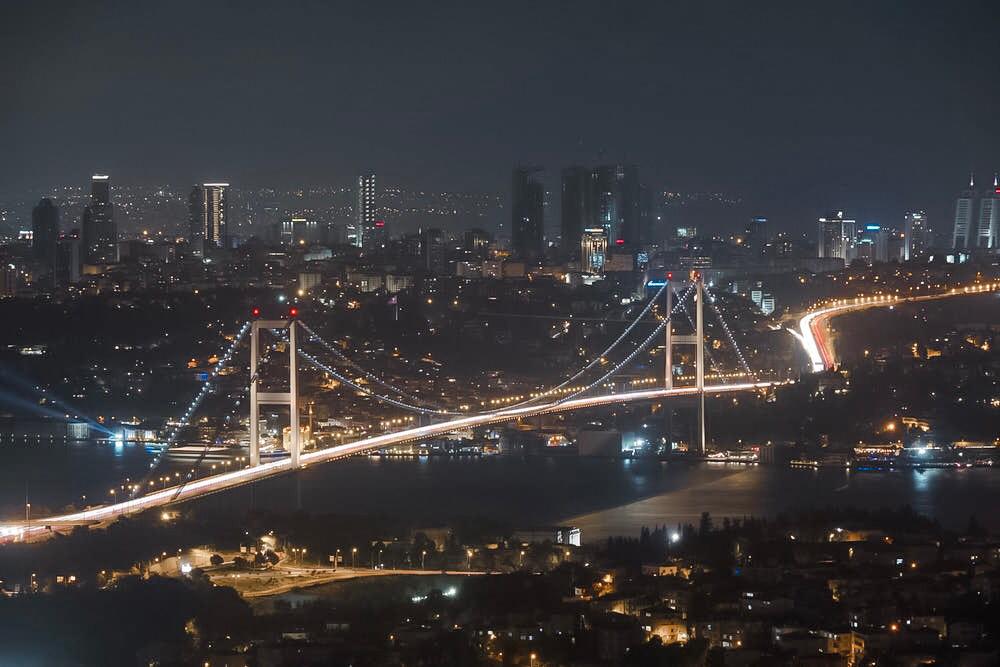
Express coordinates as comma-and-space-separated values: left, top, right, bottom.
797, 281, 1000, 373
1, 380, 780, 541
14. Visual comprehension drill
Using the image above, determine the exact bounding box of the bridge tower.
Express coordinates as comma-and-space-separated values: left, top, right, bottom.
663, 271, 706, 454
249, 318, 301, 468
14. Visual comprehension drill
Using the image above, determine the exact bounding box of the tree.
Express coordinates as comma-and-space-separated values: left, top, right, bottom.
699, 512, 713, 536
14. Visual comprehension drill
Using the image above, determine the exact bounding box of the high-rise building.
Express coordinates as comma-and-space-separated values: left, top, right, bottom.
81, 174, 117, 264
31, 198, 60, 266
0, 263, 17, 298
638, 183, 655, 246
56, 230, 82, 285
356, 172, 377, 249
904, 211, 931, 260
592, 164, 640, 248
952, 175, 977, 249
511, 167, 544, 260
817, 211, 856, 264
279, 216, 325, 246
856, 223, 889, 264
189, 183, 230, 248
580, 227, 608, 274
975, 174, 999, 249
561, 164, 643, 257
561, 166, 593, 260
463, 228, 492, 253
744, 216, 769, 254
419, 227, 446, 274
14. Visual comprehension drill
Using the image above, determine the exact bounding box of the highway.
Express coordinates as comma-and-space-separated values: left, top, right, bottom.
797, 280, 1000, 372
1, 380, 780, 541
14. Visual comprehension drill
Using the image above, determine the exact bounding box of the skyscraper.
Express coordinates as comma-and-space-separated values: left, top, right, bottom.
81, 174, 117, 264
857, 223, 889, 264
419, 227, 446, 273
904, 211, 930, 260
561, 166, 593, 260
189, 183, 230, 248
592, 164, 640, 248
511, 167, 544, 260
817, 211, 857, 264
951, 175, 977, 249
974, 174, 999, 249
356, 172, 377, 249
31, 198, 60, 266
561, 164, 643, 258
744, 216, 769, 254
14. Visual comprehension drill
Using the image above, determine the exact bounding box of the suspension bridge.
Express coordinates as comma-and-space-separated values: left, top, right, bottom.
2, 272, 784, 541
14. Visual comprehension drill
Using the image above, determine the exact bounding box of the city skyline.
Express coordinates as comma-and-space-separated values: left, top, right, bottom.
3, 3, 1000, 662
3, 1, 999, 230
8, 170, 997, 244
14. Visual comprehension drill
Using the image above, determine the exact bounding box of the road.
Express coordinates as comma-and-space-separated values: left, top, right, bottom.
221, 567, 486, 599
0, 380, 781, 541
797, 280, 1000, 372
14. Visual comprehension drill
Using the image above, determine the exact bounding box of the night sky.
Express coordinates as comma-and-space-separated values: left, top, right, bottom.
3, 1, 999, 230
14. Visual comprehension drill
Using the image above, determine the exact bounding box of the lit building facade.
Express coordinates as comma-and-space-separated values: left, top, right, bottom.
975, 175, 999, 249
581, 227, 608, 274
356, 172, 377, 249
951, 175, 977, 249
189, 183, 230, 248
817, 211, 856, 264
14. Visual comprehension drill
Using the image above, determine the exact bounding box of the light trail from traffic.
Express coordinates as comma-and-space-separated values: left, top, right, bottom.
0, 380, 783, 541
797, 280, 1000, 372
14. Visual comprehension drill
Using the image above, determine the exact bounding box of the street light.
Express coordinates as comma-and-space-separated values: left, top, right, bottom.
519, 550, 525, 568
530, 652, 537, 666
421, 549, 427, 570
467, 549, 473, 571
352, 547, 358, 570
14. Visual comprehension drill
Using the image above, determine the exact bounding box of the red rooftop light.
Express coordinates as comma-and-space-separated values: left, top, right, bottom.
251, 306, 261, 318
288, 307, 299, 318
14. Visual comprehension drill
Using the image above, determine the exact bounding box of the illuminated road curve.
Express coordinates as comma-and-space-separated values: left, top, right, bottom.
797, 281, 1000, 373
2, 381, 780, 540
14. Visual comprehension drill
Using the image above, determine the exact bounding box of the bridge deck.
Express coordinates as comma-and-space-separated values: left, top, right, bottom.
1, 381, 780, 540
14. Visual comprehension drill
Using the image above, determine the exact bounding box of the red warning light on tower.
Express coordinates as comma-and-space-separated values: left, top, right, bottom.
251, 306, 261, 318
666, 272, 673, 281
288, 306, 299, 318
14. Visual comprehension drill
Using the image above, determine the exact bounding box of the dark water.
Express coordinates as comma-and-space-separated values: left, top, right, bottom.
3, 444, 999, 542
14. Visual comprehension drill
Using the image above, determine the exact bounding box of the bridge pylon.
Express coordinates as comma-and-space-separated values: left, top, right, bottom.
249, 319, 301, 468
663, 272, 707, 455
